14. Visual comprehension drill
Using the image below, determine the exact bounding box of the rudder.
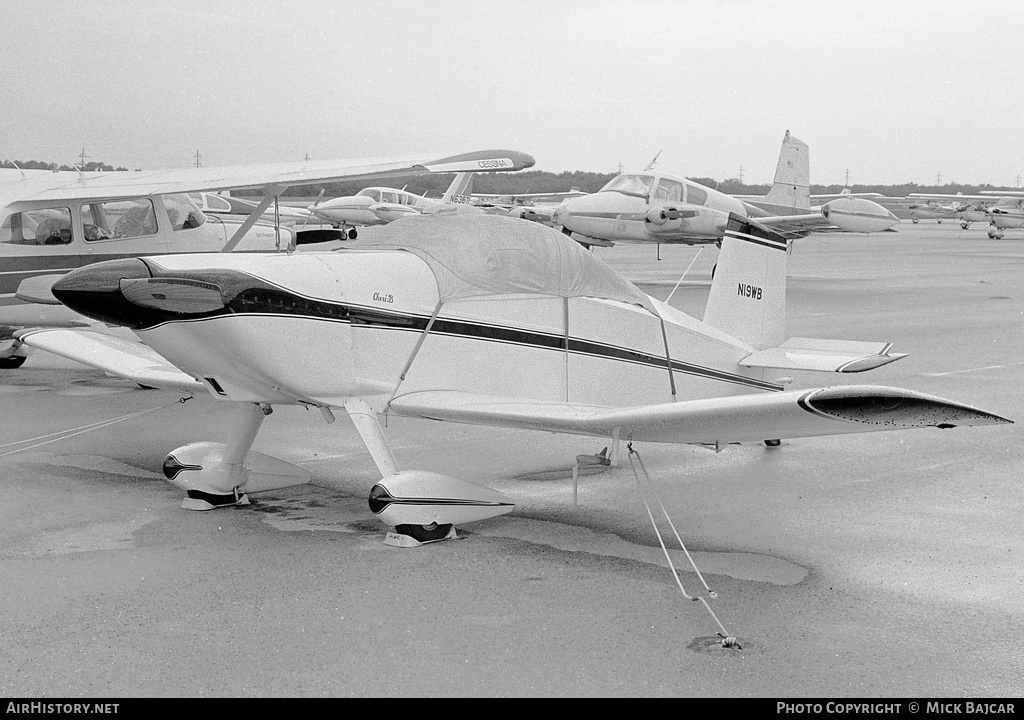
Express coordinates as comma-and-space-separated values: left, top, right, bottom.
763, 131, 810, 210
703, 214, 788, 350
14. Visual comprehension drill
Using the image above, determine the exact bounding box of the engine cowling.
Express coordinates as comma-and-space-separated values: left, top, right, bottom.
368, 470, 515, 527
644, 205, 729, 240
821, 197, 898, 233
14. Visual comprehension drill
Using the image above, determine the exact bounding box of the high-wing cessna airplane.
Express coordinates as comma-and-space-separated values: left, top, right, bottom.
306, 171, 480, 235
908, 192, 1023, 235
553, 132, 899, 247
21, 213, 1009, 547
0, 151, 535, 367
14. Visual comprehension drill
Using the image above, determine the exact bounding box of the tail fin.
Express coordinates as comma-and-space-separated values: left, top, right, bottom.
703, 214, 788, 350
442, 172, 474, 205
763, 131, 810, 210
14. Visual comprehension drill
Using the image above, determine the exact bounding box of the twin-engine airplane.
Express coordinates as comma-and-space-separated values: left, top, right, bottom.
22, 213, 1009, 545
553, 132, 899, 247
306, 171, 481, 234
0, 150, 535, 367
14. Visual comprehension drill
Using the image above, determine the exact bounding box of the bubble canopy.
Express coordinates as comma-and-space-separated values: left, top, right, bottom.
350, 214, 657, 313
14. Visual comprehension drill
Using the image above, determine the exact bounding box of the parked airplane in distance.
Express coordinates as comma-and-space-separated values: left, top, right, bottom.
306, 172, 480, 236
908, 192, 1022, 235
0, 150, 535, 367
24, 213, 1009, 550
553, 132, 899, 247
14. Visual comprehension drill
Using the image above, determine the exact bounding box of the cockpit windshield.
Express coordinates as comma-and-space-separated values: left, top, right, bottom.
600, 174, 655, 196
358, 189, 383, 202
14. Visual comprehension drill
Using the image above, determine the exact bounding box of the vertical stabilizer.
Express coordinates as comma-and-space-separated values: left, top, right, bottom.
763, 131, 810, 210
442, 172, 474, 205
703, 215, 788, 350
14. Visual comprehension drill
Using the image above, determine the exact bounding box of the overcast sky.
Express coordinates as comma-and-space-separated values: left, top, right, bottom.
2, 0, 1021, 186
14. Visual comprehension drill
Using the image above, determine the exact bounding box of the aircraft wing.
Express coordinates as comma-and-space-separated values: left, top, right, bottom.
16, 328, 203, 392
4, 150, 535, 203
755, 212, 836, 239
388, 387, 1009, 445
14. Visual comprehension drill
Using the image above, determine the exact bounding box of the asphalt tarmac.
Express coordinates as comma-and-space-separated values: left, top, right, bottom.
1, 222, 1021, 697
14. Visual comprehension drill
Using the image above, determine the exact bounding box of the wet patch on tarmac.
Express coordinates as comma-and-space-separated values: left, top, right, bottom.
254, 488, 809, 586
7, 513, 159, 556
10, 453, 163, 479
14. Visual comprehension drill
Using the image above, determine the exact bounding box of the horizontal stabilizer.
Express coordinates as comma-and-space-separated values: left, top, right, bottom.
740, 338, 907, 373
15, 274, 65, 305
389, 386, 1010, 445
16, 328, 203, 392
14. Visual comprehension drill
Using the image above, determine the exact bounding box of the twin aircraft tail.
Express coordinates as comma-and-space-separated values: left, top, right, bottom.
703, 214, 788, 351
762, 130, 810, 210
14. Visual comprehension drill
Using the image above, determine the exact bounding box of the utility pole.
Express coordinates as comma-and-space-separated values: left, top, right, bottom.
936, 171, 942, 186
78, 147, 90, 169
844, 168, 851, 187
194, 150, 202, 168
1016, 173, 1021, 189
738, 165, 744, 184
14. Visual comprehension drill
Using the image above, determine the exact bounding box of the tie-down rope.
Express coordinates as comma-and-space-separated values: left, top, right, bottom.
627, 442, 740, 649
0, 397, 189, 459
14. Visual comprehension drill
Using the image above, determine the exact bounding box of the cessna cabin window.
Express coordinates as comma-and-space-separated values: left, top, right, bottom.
600, 174, 655, 197
190, 192, 232, 213
684, 184, 708, 206
163, 194, 207, 231
653, 178, 684, 202
81, 198, 157, 241
380, 191, 399, 204
1, 207, 73, 245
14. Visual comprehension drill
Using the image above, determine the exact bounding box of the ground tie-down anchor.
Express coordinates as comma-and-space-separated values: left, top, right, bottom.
626, 442, 741, 649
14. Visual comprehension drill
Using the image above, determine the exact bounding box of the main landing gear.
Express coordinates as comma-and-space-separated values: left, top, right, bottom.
161, 398, 515, 547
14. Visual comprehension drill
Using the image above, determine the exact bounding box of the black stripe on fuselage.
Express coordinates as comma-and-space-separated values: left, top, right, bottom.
143, 286, 781, 392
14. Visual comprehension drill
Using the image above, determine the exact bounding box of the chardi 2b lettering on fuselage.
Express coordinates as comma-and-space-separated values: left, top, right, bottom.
738, 283, 762, 300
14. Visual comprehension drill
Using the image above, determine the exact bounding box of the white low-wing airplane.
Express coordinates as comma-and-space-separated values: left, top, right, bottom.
0, 150, 535, 367
21, 213, 1009, 545
553, 132, 899, 247
306, 172, 480, 235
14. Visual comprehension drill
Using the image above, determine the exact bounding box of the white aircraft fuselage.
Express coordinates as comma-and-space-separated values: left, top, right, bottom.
309, 187, 475, 228
553, 171, 745, 245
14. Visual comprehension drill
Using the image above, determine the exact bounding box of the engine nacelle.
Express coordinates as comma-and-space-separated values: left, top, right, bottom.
163, 441, 311, 496
368, 470, 515, 527
645, 205, 728, 239
821, 197, 898, 233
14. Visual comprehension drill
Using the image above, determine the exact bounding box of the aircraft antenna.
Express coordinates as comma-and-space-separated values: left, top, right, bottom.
58, 151, 85, 179
644, 150, 662, 172
1, 151, 27, 180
